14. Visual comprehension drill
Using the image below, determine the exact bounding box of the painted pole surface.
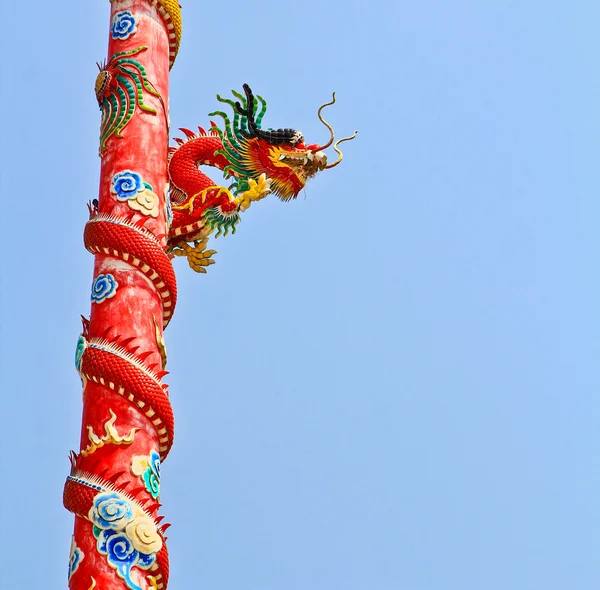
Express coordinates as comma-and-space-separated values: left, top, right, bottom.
64, 1, 180, 588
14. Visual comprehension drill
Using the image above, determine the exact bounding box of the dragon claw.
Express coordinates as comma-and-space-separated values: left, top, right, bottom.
172, 239, 217, 273
235, 173, 272, 212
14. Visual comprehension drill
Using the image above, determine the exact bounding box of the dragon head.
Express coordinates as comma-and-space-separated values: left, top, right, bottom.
209, 84, 356, 202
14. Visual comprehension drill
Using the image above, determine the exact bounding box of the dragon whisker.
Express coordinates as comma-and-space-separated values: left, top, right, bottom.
312, 92, 337, 152
323, 130, 358, 169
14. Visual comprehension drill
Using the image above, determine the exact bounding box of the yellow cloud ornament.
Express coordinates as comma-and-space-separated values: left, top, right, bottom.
126, 511, 163, 554
128, 187, 160, 217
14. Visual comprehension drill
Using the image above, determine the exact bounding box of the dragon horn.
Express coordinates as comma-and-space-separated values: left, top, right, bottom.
241, 83, 259, 135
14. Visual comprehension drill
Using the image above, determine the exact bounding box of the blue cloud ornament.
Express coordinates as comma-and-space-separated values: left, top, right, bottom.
111, 11, 137, 40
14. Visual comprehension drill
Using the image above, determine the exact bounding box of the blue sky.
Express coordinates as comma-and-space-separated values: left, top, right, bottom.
1, 1, 598, 589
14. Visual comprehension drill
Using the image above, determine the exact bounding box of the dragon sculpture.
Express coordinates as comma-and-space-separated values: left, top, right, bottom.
64, 4, 354, 589
83, 82, 355, 322
167, 83, 357, 272
67, 85, 354, 590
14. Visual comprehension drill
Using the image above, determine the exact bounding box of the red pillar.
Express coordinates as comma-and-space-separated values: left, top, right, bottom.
64, 2, 180, 588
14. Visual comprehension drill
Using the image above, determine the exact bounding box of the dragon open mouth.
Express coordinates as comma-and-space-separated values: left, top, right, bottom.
267, 147, 328, 200
275, 150, 328, 180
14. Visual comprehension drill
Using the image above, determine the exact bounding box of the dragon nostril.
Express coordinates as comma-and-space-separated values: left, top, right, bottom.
314, 152, 328, 167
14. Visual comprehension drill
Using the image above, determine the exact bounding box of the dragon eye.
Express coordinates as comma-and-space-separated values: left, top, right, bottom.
290, 131, 303, 146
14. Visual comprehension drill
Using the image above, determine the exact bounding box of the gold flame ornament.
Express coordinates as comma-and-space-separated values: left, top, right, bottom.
81, 410, 138, 457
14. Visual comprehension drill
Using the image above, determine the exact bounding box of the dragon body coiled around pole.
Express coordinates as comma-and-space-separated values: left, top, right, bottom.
67, 82, 355, 589
67, 83, 354, 587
